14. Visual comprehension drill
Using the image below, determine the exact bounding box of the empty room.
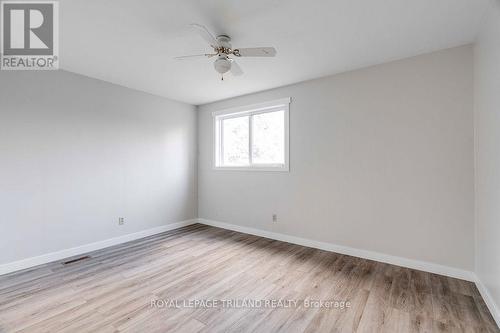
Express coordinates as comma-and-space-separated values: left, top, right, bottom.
1, 0, 499, 332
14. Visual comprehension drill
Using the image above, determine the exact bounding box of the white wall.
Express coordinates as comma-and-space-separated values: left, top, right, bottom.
0, 70, 197, 265
198, 46, 474, 271
474, 0, 500, 321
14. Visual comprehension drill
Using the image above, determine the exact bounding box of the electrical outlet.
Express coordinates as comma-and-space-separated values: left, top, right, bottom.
272, 214, 278, 223
118, 217, 125, 225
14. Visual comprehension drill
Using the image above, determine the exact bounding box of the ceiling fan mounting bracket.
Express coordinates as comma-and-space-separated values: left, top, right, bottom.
216, 35, 231, 41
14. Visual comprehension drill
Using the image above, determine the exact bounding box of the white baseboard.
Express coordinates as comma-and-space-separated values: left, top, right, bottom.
0, 219, 197, 276
197, 218, 475, 282
474, 274, 500, 328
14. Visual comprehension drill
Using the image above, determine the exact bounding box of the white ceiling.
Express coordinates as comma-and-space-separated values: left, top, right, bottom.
60, 0, 488, 105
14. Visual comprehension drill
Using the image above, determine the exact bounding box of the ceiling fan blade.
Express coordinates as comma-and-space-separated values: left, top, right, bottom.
234, 47, 276, 57
189, 23, 219, 48
230, 60, 243, 76
174, 53, 216, 60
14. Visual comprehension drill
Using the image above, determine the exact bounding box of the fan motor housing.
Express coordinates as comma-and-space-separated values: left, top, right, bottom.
216, 35, 231, 49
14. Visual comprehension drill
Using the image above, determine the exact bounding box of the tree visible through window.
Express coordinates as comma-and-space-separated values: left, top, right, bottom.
222, 115, 249, 166
252, 110, 285, 164
214, 98, 290, 170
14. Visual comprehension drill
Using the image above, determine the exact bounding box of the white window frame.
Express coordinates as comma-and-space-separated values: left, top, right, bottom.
213, 97, 290, 172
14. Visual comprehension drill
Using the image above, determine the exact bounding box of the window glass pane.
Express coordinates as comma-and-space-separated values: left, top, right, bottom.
252, 110, 285, 164
222, 116, 249, 166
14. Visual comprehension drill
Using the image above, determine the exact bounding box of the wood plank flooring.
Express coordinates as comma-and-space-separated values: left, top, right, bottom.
0, 224, 498, 333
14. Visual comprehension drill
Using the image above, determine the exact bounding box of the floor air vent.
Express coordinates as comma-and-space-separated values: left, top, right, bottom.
62, 256, 91, 265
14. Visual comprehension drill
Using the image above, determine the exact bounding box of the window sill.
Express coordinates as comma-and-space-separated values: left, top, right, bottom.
213, 166, 289, 172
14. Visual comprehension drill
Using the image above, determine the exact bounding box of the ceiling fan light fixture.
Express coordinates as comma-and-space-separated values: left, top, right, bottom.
214, 56, 231, 74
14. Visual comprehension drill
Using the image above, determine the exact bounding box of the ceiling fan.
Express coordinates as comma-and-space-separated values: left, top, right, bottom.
175, 24, 277, 80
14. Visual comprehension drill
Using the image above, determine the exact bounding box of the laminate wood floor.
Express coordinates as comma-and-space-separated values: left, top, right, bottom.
0, 224, 498, 333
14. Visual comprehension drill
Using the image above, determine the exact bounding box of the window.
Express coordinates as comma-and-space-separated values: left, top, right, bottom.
214, 98, 290, 171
